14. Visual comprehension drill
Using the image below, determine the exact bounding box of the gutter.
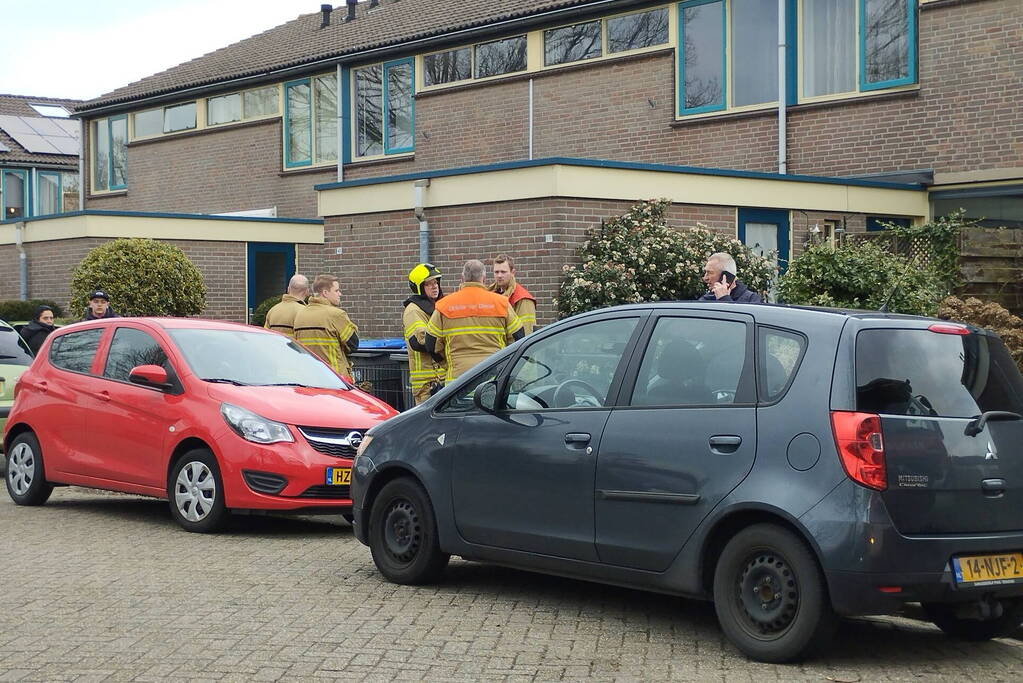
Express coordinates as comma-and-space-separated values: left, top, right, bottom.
75, 0, 652, 118
414, 179, 430, 263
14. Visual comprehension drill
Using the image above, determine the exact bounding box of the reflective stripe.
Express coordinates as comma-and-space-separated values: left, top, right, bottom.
404, 320, 428, 337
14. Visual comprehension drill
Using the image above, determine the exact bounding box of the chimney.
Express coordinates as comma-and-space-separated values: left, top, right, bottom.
320, 4, 332, 28
369, 0, 379, 8
345, 0, 356, 22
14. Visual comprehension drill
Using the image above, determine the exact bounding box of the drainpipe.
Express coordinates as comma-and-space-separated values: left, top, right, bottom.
15, 221, 28, 301
79, 118, 86, 209
336, 63, 345, 183
528, 79, 534, 160
413, 179, 430, 263
777, 0, 787, 174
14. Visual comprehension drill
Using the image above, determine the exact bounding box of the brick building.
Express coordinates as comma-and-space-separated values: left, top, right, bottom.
1, 0, 1020, 335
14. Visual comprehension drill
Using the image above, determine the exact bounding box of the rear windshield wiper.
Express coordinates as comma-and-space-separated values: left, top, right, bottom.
964, 411, 1023, 437
201, 377, 251, 386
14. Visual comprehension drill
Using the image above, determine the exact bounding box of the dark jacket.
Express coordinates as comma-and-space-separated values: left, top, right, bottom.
20, 320, 56, 355
698, 281, 764, 303
82, 306, 120, 321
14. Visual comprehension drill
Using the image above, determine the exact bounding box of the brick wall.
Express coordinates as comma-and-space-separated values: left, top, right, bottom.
0, 238, 249, 321
82, 1, 1020, 216
324, 198, 737, 339
85, 118, 335, 217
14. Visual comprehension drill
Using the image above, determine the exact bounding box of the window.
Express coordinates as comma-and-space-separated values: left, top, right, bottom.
866, 216, 910, 232
608, 7, 670, 54
424, 47, 471, 86
352, 59, 414, 159
631, 317, 748, 406
505, 318, 638, 410
91, 115, 127, 191
437, 360, 509, 414
545, 20, 602, 66
49, 329, 103, 374
164, 102, 196, 133
286, 75, 339, 166
37, 171, 62, 215
29, 103, 69, 118
133, 108, 163, 138
856, 329, 1023, 418
207, 85, 280, 126
104, 328, 170, 382
62, 172, 80, 211
207, 94, 242, 125
2, 169, 27, 220
475, 36, 527, 78
757, 327, 805, 403
679, 0, 917, 116
0, 327, 33, 366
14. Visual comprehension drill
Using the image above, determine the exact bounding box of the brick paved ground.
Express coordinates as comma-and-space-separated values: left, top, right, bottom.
2, 487, 1022, 682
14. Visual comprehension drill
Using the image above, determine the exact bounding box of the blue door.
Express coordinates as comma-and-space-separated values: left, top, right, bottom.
247, 243, 295, 317
738, 208, 789, 301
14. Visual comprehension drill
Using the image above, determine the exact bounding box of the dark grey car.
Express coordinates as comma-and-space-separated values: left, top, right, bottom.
351, 302, 1023, 662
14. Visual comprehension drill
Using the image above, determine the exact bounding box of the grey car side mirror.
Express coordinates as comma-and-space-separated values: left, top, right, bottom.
473, 380, 499, 413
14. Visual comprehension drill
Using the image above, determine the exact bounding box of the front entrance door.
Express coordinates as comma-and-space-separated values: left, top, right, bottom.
247, 243, 295, 320
739, 208, 789, 301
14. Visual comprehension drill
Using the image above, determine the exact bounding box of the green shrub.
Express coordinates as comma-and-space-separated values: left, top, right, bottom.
69, 238, 206, 317
938, 295, 1023, 373
251, 295, 283, 327
556, 199, 775, 318
777, 241, 945, 315
0, 299, 65, 322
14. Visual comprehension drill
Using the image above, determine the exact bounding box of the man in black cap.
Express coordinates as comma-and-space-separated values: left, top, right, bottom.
82, 289, 120, 320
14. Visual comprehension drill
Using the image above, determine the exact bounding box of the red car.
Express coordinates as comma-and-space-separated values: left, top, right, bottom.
3, 317, 397, 532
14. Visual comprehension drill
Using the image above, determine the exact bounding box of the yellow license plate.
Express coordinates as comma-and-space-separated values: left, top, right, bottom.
953, 553, 1023, 586
325, 467, 351, 486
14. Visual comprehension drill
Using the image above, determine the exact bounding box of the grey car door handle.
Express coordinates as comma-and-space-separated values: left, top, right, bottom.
564, 432, 591, 445
709, 435, 742, 454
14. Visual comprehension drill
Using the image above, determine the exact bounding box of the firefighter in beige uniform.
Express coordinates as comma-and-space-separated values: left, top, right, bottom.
263, 274, 309, 339
294, 274, 359, 378
403, 263, 447, 405
490, 253, 537, 335
426, 260, 525, 382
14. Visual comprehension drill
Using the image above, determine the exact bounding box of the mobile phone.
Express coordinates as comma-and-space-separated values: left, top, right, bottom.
720, 270, 736, 285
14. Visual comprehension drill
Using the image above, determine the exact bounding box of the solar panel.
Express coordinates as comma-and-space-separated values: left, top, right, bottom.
0, 115, 80, 155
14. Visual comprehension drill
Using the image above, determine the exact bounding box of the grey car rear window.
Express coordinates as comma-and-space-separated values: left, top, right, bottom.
855, 328, 1023, 417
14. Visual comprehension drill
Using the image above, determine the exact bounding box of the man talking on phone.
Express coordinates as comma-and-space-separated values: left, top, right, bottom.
698, 252, 763, 303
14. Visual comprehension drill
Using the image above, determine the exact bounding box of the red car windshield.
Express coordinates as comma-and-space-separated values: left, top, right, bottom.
168, 328, 349, 389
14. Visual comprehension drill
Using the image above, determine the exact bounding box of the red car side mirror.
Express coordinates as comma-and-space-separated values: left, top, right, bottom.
128, 364, 171, 390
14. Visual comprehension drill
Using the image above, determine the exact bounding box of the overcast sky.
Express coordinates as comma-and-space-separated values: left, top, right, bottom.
1, 1, 330, 102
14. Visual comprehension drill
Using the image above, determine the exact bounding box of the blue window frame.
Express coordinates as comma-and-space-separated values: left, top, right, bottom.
678, 0, 916, 117
37, 171, 62, 216
91, 115, 127, 191
2, 169, 29, 220
859, 0, 917, 91
346, 58, 415, 160
284, 74, 339, 168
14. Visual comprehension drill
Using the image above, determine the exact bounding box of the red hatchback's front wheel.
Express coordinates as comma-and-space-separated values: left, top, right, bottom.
168, 448, 227, 533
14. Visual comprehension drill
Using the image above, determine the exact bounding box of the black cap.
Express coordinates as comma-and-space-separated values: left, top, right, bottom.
89, 289, 110, 301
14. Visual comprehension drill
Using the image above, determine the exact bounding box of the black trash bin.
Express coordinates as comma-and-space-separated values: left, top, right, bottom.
350, 339, 408, 411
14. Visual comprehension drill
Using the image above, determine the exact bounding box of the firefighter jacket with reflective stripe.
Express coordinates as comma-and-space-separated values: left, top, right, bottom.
294, 296, 359, 378
263, 294, 306, 339
491, 277, 537, 335
403, 300, 445, 404
427, 282, 522, 381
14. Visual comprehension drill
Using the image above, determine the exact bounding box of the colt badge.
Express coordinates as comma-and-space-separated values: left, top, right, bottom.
985, 439, 998, 461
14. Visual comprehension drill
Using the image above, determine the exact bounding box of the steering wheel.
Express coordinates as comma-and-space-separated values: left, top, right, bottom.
710, 388, 736, 403
553, 379, 604, 408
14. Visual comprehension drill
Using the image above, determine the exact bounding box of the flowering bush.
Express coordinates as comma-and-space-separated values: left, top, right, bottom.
556, 199, 774, 318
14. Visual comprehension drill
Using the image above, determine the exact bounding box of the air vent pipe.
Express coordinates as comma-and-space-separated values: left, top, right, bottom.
345, 0, 356, 22
320, 4, 332, 28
